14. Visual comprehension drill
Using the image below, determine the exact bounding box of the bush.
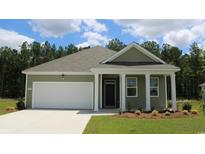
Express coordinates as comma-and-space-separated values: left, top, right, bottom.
16, 100, 25, 110
117, 108, 122, 115
135, 110, 141, 115
127, 102, 132, 112
182, 102, 192, 111
6, 106, 15, 111
165, 111, 171, 116
152, 110, 158, 116
191, 110, 198, 114
167, 102, 172, 108
183, 110, 189, 115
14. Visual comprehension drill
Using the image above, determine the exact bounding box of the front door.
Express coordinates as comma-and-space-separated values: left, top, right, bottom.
104, 80, 116, 108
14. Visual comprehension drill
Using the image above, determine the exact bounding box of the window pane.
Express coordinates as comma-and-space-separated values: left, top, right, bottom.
127, 78, 136, 87
150, 88, 158, 96
127, 88, 136, 96
150, 78, 158, 87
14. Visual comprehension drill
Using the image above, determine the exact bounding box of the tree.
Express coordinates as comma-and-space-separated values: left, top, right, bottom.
189, 43, 205, 98
161, 43, 182, 65
41, 41, 55, 62
30, 41, 42, 66
140, 41, 161, 57
65, 44, 78, 54
106, 38, 126, 51
56, 46, 65, 58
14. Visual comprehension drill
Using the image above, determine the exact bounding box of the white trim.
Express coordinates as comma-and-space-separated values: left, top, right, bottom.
24, 74, 28, 108
171, 73, 177, 111
145, 74, 151, 111
32, 81, 93, 109
94, 74, 99, 111
91, 68, 180, 75
102, 42, 166, 64
100, 74, 102, 109
164, 75, 168, 108
22, 71, 93, 75
103, 80, 116, 108
126, 77, 138, 97
119, 74, 122, 110
31, 82, 35, 109
121, 74, 126, 111
150, 77, 159, 97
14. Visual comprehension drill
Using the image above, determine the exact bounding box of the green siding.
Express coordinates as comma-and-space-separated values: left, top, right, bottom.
26, 74, 166, 110
113, 47, 155, 62
126, 75, 166, 110
26, 75, 94, 108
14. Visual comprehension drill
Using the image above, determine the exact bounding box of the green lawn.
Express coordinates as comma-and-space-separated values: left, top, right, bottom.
84, 100, 205, 134
0, 99, 17, 115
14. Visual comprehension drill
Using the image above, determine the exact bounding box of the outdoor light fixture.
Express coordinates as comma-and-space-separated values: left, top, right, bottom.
61, 73, 65, 80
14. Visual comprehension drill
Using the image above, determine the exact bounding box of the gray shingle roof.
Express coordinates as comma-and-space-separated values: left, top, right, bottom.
23, 46, 180, 73
23, 46, 116, 73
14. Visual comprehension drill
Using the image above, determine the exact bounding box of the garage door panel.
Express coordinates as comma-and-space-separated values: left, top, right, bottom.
32, 82, 93, 109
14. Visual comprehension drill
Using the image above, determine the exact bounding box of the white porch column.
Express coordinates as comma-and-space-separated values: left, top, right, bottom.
145, 74, 151, 111
171, 73, 177, 111
100, 74, 102, 109
121, 74, 126, 111
119, 74, 122, 110
94, 73, 99, 111
164, 75, 168, 108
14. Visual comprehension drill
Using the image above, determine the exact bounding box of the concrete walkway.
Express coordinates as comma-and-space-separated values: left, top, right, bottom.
0, 109, 116, 134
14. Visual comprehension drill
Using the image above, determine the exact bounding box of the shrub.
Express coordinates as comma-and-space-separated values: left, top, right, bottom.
182, 102, 192, 111
16, 100, 25, 110
165, 111, 171, 116
135, 110, 141, 115
6, 106, 15, 111
183, 110, 189, 115
117, 108, 122, 115
191, 110, 198, 114
127, 102, 132, 112
152, 110, 158, 116
167, 102, 172, 108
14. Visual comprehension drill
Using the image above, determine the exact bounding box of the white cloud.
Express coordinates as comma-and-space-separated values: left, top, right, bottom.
114, 19, 205, 47
0, 28, 34, 50
29, 19, 107, 38
29, 19, 82, 38
82, 19, 107, 32
77, 31, 110, 48
163, 29, 196, 47
76, 42, 90, 48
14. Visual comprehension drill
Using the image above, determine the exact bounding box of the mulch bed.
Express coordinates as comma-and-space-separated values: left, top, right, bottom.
116, 111, 198, 119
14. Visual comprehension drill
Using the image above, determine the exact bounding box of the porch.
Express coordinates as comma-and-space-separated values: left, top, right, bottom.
92, 69, 177, 112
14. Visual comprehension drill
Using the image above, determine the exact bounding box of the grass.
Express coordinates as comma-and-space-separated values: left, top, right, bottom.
0, 99, 17, 115
84, 100, 205, 134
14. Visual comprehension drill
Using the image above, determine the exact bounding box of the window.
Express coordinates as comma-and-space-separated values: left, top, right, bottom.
150, 77, 159, 97
126, 77, 138, 97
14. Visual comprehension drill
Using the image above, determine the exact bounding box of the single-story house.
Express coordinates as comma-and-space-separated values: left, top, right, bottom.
200, 83, 205, 99
22, 42, 180, 111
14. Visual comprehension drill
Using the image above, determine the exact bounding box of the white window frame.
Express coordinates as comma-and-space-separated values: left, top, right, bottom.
150, 77, 159, 97
126, 77, 138, 97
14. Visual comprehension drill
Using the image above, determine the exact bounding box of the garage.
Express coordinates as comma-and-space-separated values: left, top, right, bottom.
32, 82, 93, 109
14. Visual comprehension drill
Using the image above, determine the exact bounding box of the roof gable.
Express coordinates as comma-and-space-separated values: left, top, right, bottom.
112, 47, 156, 62
103, 42, 166, 64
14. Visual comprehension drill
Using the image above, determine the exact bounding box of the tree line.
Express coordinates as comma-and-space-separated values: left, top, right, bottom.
0, 38, 205, 99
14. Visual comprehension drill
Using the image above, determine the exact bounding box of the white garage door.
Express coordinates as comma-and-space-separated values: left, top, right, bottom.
32, 82, 93, 109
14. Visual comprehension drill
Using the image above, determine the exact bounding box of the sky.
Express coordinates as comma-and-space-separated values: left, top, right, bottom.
0, 19, 205, 53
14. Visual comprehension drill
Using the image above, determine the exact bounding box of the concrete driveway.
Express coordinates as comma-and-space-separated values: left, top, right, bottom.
0, 110, 93, 134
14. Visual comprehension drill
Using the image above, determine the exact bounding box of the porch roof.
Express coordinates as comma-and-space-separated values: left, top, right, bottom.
91, 63, 180, 74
